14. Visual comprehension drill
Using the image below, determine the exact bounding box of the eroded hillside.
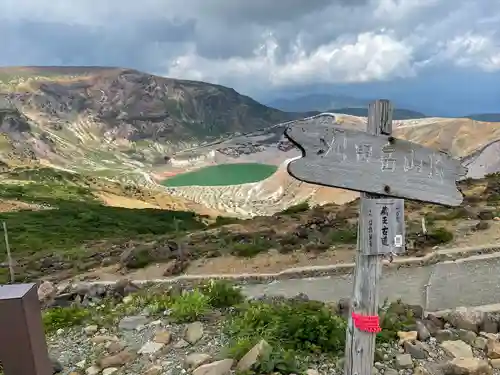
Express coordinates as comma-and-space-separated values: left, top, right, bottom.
2, 67, 500, 219
159, 114, 500, 216
0, 66, 303, 186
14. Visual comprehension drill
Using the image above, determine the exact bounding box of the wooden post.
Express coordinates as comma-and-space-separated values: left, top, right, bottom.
2, 222, 15, 283
344, 100, 394, 375
283, 99, 466, 375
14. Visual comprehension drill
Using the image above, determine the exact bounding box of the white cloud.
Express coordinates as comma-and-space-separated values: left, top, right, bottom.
168, 32, 415, 88
438, 34, 500, 72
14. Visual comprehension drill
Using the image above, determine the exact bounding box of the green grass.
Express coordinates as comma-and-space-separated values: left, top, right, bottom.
161, 163, 278, 187
0, 178, 208, 281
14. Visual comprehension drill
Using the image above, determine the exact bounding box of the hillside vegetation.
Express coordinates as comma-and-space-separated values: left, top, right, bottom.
0, 166, 215, 282
2, 163, 500, 283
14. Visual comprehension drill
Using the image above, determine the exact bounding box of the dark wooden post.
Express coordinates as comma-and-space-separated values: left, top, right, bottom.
0, 283, 52, 375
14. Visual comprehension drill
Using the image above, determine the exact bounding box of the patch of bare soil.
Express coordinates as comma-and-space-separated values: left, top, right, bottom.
65, 248, 356, 282
0, 199, 49, 212
96, 192, 161, 209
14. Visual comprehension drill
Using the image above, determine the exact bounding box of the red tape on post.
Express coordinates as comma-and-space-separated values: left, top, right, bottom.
352, 312, 381, 333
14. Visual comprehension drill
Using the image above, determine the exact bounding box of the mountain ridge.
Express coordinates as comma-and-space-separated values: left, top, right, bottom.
2, 66, 500, 219
0, 66, 308, 184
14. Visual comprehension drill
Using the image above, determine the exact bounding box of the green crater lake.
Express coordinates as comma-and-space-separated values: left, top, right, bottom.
161, 163, 278, 187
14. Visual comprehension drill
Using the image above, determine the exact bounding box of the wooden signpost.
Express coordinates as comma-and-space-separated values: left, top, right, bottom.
284, 100, 466, 375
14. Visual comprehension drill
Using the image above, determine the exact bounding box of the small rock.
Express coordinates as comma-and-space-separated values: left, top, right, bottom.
396, 354, 413, 369
92, 335, 119, 344
38, 281, 57, 304
143, 366, 163, 375
138, 341, 164, 355
479, 332, 498, 341
473, 337, 488, 350
306, 369, 320, 375
404, 341, 428, 359
153, 330, 172, 344
107, 341, 126, 354
98, 349, 136, 368
398, 331, 418, 345
413, 366, 431, 375
85, 366, 100, 375
416, 321, 431, 341
482, 315, 499, 334
478, 210, 494, 220
174, 339, 190, 348
476, 221, 490, 231
185, 353, 212, 369
83, 325, 99, 336
102, 368, 118, 375
436, 329, 458, 342
446, 308, 485, 333
441, 340, 473, 359
193, 359, 234, 375
76, 360, 86, 369
385, 369, 399, 375
443, 358, 492, 375
423, 319, 442, 335
237, 339, 272, 372
486, 340, 500, 359
118, 316, 149, 331
185, 322, 204, 344
51, 357, 63, 373
458, 330, 477, 345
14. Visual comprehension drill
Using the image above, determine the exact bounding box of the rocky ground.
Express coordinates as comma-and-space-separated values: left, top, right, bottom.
25, 280, 500, 375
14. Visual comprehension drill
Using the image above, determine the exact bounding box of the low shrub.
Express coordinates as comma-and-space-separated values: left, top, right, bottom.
427, 227, 453, 245
225, 299, 347, 355
200, 280, 245, 308
169, 289, 211, 323
43, 306, 91, 333
231, 240, 272, 257
377, 299, 416, 343
279, 202, 310, 215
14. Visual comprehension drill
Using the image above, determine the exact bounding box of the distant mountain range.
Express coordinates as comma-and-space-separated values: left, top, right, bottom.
268, 93, 500, 122
325, 107, 427, 120
268, 94, 368, 112
464, 113, 500, 122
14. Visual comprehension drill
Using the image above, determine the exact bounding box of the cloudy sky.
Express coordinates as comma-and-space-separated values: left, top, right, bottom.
1, 0, 500, 115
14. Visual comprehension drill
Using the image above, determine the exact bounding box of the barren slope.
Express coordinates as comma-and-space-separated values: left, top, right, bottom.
160, 114, 500, 216
2, 67, 500, 218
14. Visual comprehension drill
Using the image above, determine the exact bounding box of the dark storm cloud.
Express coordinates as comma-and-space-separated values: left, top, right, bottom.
0, 16, 196, 69
186, 0, 368, 24
1, 0, 500, 117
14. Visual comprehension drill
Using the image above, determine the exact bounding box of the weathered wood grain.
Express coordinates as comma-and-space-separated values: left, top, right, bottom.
344, 100, 392, 375
284, 114, 467, 206
361, 198, 405, 255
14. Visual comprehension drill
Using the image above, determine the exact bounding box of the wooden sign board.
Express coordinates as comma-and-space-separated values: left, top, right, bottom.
285, 117, 467, 206
361, 198, 405, 255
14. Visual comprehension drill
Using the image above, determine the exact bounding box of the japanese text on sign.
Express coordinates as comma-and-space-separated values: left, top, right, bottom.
368, 208, 373, 249
380, 205, 389, 246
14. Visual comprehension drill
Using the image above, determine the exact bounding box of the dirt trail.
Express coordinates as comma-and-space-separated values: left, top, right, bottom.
71, 220, 500, 283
